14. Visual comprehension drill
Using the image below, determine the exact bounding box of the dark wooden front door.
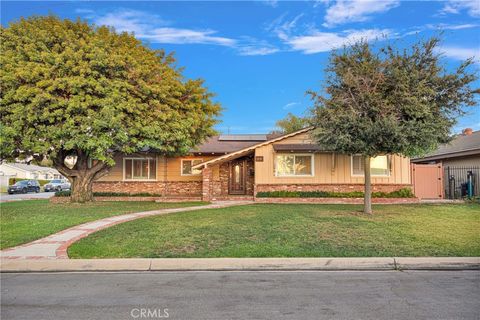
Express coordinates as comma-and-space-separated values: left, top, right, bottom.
229, 160, 246, 195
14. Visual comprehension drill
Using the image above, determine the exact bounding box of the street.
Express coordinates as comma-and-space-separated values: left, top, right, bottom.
1, 271, 479, 320
0, 192, 54, 202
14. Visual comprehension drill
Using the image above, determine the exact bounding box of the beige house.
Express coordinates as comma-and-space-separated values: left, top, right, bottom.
94, 128, 412, 200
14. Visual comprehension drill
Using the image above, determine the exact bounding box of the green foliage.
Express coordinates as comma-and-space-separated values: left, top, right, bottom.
9, 178, 50, 186
273, 113, 309, 134
256, 188, 414, 198
308, 37, 478, 158
0, 16, 221, 202
54, 191, 162, 197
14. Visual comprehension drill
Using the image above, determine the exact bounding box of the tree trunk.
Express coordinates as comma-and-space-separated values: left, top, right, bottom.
364, 156, 372, 214
69, 174, 95, 203
52, 149, 112, 203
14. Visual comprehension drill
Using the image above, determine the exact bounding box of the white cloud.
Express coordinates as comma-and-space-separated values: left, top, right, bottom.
87, 9, 279, 55
262, 0, 278, 8
92, 9, 235, 47
286, 29, 391, 54
238, 46, 279, 56
425, 23, 479, 30
141, 28, 236, 46
283, 102, 300, 110
440, 0, 480, 17
322, 0, 400, 27
94, 9, 168, 35
436, 46, 480, 62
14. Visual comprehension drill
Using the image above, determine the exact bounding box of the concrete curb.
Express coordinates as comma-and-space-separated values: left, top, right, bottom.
1, 257, 478, 272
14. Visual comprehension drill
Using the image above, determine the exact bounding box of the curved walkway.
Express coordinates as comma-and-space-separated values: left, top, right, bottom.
0, 201, 252, 260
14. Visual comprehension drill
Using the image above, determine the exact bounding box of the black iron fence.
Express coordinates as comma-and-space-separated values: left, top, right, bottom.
444, 166, 480, 199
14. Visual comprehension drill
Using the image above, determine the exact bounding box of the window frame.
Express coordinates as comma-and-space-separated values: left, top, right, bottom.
274, 153, 315, 177
350, 154, 391, 177
123, 157, 157, 181
181, 159, 204, 176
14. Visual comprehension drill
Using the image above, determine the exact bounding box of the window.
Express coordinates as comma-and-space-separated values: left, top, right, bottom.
351, 155, 390, 176
181, 159, 203, 175
124, 158, 156, 180
275, 154, 313, 176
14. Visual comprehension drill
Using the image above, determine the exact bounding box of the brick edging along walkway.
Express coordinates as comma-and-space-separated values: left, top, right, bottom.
0, 201, 252, 260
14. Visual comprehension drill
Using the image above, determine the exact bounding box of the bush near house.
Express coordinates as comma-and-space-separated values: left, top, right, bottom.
54, 191, 163, 197
256, 188, 414, 198
9, 178, 50, 186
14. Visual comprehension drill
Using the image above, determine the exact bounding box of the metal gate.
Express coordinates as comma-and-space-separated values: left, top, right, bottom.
411, 164, 443, 199
444, 166, 480, 199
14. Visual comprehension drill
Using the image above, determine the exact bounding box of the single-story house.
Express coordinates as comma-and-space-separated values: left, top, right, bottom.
94, 128, 412, 200
0, 162, 63, 181
411, 128, 480, 167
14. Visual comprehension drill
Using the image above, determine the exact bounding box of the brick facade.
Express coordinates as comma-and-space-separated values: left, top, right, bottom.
93, 181, 202, 196
255, 183, 412, 195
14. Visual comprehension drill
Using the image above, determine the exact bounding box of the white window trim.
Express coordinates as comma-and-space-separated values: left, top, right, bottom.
181, 159, 203, 176
274, 153, 315, 177
350, 155, 391, 177
123, 157, 157, 181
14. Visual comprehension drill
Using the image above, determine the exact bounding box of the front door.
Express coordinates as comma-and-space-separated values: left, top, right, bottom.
229, 160, 246, 195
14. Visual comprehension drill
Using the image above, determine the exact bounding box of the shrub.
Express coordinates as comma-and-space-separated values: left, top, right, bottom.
256, 188, 414, 198
54, 191, 162, 197
55, 190, 71, 197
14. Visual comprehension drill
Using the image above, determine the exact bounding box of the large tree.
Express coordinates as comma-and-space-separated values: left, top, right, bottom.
273, 113, 309, 134
0, 16, 221, 202
308, 37, 477, 213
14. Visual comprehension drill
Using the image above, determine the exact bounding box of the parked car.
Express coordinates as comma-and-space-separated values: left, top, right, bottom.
7, 180, 41, 194
44, 179, 71, 192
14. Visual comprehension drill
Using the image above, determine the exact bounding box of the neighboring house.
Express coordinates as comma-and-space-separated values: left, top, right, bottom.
0, 163, 63, 181
411, 128, 480, 167
94, 128, 411, 200
411, 128, 480, 198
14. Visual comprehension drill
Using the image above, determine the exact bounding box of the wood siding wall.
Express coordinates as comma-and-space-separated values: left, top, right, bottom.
97, 154, 215, 182
254, 133, 411, 185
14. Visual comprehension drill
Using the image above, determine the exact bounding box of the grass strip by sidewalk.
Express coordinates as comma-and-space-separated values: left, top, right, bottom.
0, 200, 208, 249
69, 203, 480, 258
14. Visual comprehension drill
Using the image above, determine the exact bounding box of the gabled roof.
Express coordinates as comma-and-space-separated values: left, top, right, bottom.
193, 127, 314, 169
412, 130, 480, 162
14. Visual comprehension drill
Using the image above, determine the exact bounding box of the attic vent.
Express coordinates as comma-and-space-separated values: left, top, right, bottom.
218, 134, 268, 141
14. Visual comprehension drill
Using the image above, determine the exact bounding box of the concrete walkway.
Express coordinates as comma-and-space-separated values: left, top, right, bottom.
0, 201, 252, 260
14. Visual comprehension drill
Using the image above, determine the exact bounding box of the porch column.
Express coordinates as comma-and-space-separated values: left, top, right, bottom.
202, 166, 213, 202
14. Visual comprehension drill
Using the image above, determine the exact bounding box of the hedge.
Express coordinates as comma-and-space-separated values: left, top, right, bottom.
54, 191, 163, 197
255, 188, 415, 198
9, 178, 50, 186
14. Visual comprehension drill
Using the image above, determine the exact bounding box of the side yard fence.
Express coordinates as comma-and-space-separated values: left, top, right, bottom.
444, 166, 480, 199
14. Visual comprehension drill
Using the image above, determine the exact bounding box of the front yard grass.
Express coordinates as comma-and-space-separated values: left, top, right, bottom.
0, 200, 208, 249
68, 203, 480, 258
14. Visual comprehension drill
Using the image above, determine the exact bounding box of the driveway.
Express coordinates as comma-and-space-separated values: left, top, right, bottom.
0, 192, 54, 202
1, 271, 478, 320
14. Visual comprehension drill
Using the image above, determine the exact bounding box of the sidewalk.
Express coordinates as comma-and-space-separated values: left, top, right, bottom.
1, 257, 478, 272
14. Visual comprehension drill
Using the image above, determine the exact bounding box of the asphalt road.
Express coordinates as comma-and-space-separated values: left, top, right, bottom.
0, 191, 54, 202
1, 271, 479, 320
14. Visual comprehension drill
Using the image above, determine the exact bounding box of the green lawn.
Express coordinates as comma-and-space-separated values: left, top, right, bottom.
0, 200, 208, 249
68, 203, 480, 258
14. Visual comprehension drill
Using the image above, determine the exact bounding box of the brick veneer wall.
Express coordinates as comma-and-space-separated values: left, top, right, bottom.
210, 158, 254, 198
255, 183, 412, 194
93, 181, 202, 196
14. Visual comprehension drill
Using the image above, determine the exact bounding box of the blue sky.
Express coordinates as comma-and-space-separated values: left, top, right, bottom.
1, 1, 479, 134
